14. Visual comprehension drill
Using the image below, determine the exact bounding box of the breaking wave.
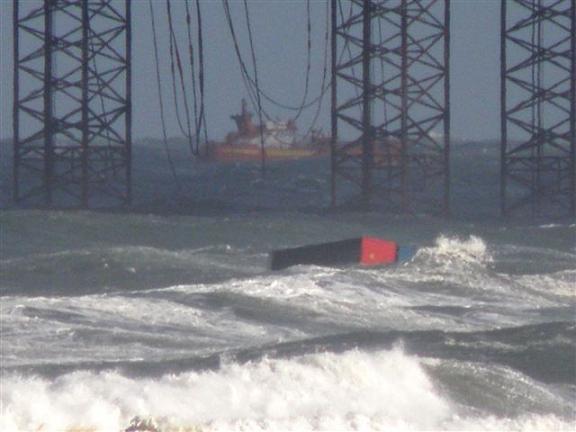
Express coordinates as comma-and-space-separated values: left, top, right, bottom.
416, 234, 493, 266
2, 348, 573, 432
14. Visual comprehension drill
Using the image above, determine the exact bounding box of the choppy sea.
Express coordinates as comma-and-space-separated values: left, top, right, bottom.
1, 141, 575, 431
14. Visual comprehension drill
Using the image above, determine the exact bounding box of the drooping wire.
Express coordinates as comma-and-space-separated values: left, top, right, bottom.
165, 1, 188, 138
166, 0, 197, 156
242, 0, 267, 176
222, 0, 331, 115
302, 0, 331, 138
195, 0, 209, 151
221, 0, 349, 146
299, 0, 356, 139
293, 0, 313, 122
256, 74, 332, 112
148, 0, 182, 192
222, 0, 271, 120
184, 0, 200, 150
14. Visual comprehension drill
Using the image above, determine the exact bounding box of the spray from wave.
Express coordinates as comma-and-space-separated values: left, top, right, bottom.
414, 235, 492, 267
2, 347, 574, 432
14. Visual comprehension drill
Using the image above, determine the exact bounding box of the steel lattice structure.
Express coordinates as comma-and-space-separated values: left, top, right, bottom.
13, 0, 132, 208
501, 0, 575, 218
330, 0, 450, 214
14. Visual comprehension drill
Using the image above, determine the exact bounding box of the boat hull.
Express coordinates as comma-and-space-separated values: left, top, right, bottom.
209, 144, 324, 162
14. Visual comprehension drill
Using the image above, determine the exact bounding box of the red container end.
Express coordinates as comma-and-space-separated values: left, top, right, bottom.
360, 237, 398, 265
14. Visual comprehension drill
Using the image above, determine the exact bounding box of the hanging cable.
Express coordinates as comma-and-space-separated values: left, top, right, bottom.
165, 1, 188, 138
292, 0, 313, 122
166, 0, 197, 156
302, 0, 331, 138
222, 0, 271, 120
222, 0, 332, 115
195, 0, 209, 151
242, 0, 267, 176
184, 0, 200, 152
148, 0, 183, 192
299, 0, 355, 139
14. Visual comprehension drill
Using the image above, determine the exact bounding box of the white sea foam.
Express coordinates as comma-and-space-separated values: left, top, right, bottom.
3, 234, 570, 370
539, 223, 576, 229
515, 269, 576, 298
416, 234, 493, 266
390, 235, 568, 310
0, 348, 445, 431
2, 348, 573, 432
384, 235, 498, 295
0, 291, 302, 367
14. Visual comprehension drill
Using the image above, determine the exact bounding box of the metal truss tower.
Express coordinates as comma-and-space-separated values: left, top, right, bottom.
330, 0, 450, 214
13, 0, 132, 208
501, 0, 575, 218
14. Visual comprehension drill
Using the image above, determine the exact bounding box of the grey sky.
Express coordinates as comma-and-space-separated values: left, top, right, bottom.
0, 0, 502, 142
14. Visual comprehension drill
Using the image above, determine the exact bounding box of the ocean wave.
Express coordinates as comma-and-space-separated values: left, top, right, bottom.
514, 270, 576, 299
539, 223, 576, 229
415, 235, 493, 266
2, 246, 571, 373
0, 244, 262, 296
0, 288, 301, 369
0, 348, 451, 431
2, 348, 573, 432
